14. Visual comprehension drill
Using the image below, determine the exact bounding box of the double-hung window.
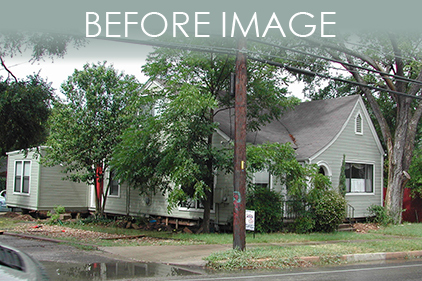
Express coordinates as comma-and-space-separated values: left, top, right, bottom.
345, 163, 373, 193
14, 161, 30, 194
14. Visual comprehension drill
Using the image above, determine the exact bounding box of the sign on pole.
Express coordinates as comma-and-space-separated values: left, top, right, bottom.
245, 210, 255, 231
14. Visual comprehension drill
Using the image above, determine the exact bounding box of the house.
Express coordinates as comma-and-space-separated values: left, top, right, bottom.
5, 147, 89, 213
101, 94, 384, 224
5, 94, 384, 225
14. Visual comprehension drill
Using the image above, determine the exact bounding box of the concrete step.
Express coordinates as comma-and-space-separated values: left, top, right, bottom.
337, 223, 355, 232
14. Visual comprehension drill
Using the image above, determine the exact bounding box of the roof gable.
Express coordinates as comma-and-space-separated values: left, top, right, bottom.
215, 95, 367, 160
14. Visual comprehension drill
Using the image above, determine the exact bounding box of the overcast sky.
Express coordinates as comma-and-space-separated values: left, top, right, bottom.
1, 38, 305, 99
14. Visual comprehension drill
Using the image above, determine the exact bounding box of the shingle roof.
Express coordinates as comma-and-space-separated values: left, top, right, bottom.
215, 95, 360, 160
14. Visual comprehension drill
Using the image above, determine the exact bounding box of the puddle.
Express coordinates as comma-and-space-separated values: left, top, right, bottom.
41, 261, 200, 280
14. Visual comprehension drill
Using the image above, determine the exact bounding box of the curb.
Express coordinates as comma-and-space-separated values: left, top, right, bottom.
300, 250, 422, 263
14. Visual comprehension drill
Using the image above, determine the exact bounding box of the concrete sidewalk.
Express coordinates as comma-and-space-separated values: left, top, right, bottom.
100, 244, 232, 267
100, 243, 422, 268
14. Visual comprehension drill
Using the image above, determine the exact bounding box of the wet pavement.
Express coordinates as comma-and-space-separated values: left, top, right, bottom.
0, 234, 202, 280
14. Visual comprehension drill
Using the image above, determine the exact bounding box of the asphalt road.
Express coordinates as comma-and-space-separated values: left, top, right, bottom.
159, 260, 422, 281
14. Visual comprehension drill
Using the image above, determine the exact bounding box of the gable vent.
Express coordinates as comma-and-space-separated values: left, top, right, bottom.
355, 113, 363, 134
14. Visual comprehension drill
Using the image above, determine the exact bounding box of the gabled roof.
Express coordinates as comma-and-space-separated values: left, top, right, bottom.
215, 95, 363, 161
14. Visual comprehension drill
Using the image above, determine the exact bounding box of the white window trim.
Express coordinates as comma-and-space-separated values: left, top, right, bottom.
13, 160, 31, 196
178, 175, 216, 213
107, 171, 120, 198
316, 161, 332, 179
355, 112, 363, 135
345, 161, 376, 196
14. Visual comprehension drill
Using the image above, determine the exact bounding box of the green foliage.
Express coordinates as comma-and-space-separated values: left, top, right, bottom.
114, 41, 296, 232
43, 62, 140, 215
309, 188, 347, 232
246, 186, 283, 233
0, 31, 84, 62
292, 215, 315, 234
367, 204, 394, 226
338, 155, 347, 197
47, 205, 66, 225
408, 145, 422, 199
0, 75, 54, 155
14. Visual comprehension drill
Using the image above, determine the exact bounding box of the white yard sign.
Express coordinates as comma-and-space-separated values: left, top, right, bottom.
245, 210, 255, 231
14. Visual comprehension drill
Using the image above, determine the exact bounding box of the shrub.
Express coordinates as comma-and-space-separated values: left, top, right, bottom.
47, 205, 66, 225
246, 186, 283, 233
309, 189, 347, 232
367, 204, 393, 226
292, 214, 315, 233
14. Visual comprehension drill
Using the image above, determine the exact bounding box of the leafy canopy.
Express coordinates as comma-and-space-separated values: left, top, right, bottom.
43, 62, 140, 185
0, 75, 54, 155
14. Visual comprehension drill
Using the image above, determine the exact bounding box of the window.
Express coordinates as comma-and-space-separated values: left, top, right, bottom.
253, 170, 270, 189
345, 163, 373, 193
355, 113, 363, 134
14, 161, 30, 194
179, 183, 215, 212
108, 171, 120, 197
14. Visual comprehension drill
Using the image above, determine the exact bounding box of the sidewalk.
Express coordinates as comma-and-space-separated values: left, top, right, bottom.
100, 242, 422, 268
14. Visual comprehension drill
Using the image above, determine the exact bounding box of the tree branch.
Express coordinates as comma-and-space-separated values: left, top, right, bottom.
0, 56, 18, 82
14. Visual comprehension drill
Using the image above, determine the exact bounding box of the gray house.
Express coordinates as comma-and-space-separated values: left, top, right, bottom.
5, 95, 383, 225
101, 94, 384, 224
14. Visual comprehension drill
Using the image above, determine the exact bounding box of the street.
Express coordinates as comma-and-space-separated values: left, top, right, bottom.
163, 261, 422, 281
2, 233, 422, 281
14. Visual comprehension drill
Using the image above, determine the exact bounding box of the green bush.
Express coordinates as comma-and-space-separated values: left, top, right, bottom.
47, 205, 66, 225
367, 204, 393, 226
292, 214, 315, 233
246, 186, 283, 233
309, 189, 347, 232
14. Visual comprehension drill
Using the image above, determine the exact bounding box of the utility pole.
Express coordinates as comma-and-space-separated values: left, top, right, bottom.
233, 38, 247, 251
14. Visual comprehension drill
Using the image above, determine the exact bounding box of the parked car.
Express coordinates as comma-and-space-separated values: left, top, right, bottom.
0, 244, 49, 280
0, 190, 9, 212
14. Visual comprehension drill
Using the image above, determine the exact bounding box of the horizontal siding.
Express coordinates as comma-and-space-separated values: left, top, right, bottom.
6, 149, 89, 211
6, 151, 39, 210
38, 164, 88, 210
311, 101, 383, 218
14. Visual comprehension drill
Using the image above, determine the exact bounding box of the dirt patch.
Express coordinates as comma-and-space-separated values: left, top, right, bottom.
353, 223, 380, 233
2, 212, 36, 221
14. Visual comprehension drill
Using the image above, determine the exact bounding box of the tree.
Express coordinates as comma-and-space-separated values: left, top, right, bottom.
264, 33, 422, 223
113, 39, 297, 233
0, 31, 84, 82
0, 31, 83, 156
0, 75, 54, 155
43, 62, 140, 216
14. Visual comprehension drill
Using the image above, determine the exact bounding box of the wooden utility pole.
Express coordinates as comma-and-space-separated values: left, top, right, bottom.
233, 38, 247, 251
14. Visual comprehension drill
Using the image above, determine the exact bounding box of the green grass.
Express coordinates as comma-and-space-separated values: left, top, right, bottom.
0, 217, 24, 230
205, 238, 422, 270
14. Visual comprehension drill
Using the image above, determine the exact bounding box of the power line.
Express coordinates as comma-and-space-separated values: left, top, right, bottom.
249, 38, 422, 87
93, 37, 422, 100
251, 57, 422, 100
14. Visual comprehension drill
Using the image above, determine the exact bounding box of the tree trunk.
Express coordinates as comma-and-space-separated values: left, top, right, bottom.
201, 187, 212, 233
385, 97, 413, 224
201, 132, 215, 233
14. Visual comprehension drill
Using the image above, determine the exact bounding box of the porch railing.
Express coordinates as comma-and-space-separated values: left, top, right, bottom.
281, 200, 355, 223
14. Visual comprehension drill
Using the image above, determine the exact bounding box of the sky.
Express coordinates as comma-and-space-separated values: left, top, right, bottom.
1, 39, 151, 94
1, 38, 306, 100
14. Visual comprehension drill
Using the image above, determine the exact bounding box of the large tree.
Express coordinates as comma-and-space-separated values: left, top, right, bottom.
0, 31, 83, 156
0, 75, 54, 155
43, 62, 140, 216
261, 33, 422, 223
112, 39, 297, 233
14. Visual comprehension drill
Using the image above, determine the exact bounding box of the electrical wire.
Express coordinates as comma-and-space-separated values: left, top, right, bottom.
94, 36, 422, 100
